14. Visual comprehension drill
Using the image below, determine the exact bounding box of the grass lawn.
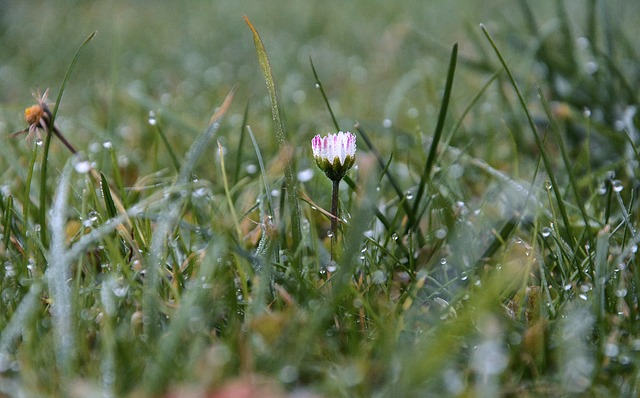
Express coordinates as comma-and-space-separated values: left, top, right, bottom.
1, 0, 640, 396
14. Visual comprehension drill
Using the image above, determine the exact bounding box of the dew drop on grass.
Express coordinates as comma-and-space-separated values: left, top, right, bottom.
297, 168, 314, 182
615, 288, 627, 298
271, 189, 280, 198
545, 178, 553, 191
612, 180, 623, 192
314, 83, 320, 89
435, 228, 448, 239
541, 227, 552, 237
326, 231, 334, 238
35, 138, 43, 146
326, 261, 337, 273
405, 190, 413, 200
102, 140, 112, 149
245, 164, 257, 174
372, 270, 386, 284
279, 365, 299, 384
605, 343, 619, 357
74, 160, 91, 174
147, 111, 157, 126
383, 118, 392, 128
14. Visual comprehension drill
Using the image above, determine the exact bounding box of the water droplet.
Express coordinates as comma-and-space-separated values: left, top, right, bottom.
314, 83, 320, 89
326, 261, 338, 273
34, 224, 41, 232
297, 168, 314, 182
545, 178, 553, 191
541, 227, 552, 238
192, 187, 208, 198
372, 270, 386, 284
615, 288, 627, 298
35, 138, 43, 146
245, 164, 257, 174
382, 118, 392, 128
102, 141, 112, 149
271, 189, 280, 198
435, 228, 448, 240
279, 365, 299, 383
405, 190, 414, 200
583, 107, 592, 118
605, 343, 619, 357
612, 180, 623, 192
326, 231, 334, 238
579, 293, 588, 301
584, 61, 598, 75
148, 111, 157, 125
74, 160, 91, 174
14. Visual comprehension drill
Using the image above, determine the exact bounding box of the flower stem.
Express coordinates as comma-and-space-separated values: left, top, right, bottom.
330, 178, 340, 260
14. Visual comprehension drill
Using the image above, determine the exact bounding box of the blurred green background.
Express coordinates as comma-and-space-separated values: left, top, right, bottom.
1, 0, 639, 174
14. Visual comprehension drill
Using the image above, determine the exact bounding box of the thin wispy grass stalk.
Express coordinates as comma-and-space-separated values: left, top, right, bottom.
410, 42, 458, 230
245, 16, 301, 254
480, 25, 581, 264
153, 116, 181, 173
218, 141, 243, 240
310, 57, 340, 131
232, 102, 250, 184
38, 31, 95, 248
247, 125, 274, 220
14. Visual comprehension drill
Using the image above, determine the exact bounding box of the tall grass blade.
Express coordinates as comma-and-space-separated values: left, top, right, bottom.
310, 57, 340, 131
47, 158, 75, 379
233, 102, 250, 184
538, 87, 594, 240
38, 31, 96, 248
245, 16, 301, 253
480, 25, 577, 254
153, 117, 181, 173
247, 126, 274, 220
218, 141, 243, 240
411, 43, 458, 228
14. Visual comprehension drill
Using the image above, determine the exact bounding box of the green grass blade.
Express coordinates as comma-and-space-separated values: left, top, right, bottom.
538, 87, 594, 242
245, 16, 301, 253
100, 172, 118, 219
355, 125, 408, 213
480, 25, 576, 253
233, 102, 250, 184
310, 57, 340, 131
247, 125, 274, 220
153, 116, 181, 173
411, 43, 458, 225
3, 195, 13, 251
47, 158, 75, 378
218, 141, 243, 240
38, 31, 96, 248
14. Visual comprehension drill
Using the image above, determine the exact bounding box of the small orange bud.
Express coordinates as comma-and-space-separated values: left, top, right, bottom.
24, 104, 44, 125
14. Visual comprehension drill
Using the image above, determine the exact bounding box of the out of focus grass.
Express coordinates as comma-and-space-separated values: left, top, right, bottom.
1, 0, 640, 396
